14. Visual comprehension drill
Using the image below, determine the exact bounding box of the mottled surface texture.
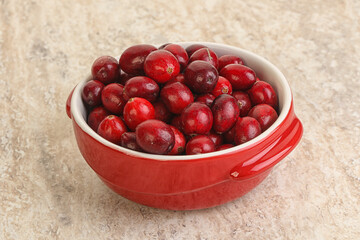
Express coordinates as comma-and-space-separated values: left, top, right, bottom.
1, 0, 359, 239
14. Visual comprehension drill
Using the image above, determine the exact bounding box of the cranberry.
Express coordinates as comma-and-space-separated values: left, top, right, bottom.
220, 64, 256, 90
218, 55, 244, 71
87, 106, 110, 131
123, 76, 159, 102
97, 115, 127, 144
208, 131, 223, 147
123, 97, 155, 131
216, 144, 234, 151
234, 116, 261, 145
101, 83, 126, 115
232, 91, 252, 117
144, 50, 180, 83
189, 48, 219, 69
185, 135, 215, 155
184, 60, 219, 94
211, 76, 233, 97
163, 44, 189, 71
118, 72, 134, 85
247, 80, 278, 109
170, 115, 183, 132
82, 80, 104, 108
181, 102, 213, 135
195, 93, 215, 107
153, 100, 172, 123
91, 56, 120, 85
135, 119, 175, 154
120, 132, 143, 151
248, 104, 278, 131
168, 126, 186, 155
185, 44, 207, 57
160, 82, 194, 114
211, 94, 240, 134
119, 44, 157, 75
165, 73, 185, 85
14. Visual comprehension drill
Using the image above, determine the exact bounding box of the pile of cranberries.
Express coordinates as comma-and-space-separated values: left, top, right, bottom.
82, 43, 279, 155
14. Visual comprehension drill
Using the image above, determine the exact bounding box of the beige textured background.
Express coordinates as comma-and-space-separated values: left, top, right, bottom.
1, 0, 360, 239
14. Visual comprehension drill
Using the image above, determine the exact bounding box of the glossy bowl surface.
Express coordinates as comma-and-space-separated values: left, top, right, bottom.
66, 42, 303, 210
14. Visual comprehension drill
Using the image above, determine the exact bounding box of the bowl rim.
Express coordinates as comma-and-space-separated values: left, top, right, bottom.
71, 42, 292, 161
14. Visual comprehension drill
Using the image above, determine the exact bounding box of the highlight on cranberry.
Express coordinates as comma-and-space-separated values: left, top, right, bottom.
82, 43, 279, 155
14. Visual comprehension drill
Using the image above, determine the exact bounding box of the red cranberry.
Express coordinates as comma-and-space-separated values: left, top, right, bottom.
185, 135, 215, 155
135, 119, 175, 154
160, 82, 194, 114
91, 56, 120, 85
170, 115, 183, 132
101, 83, 126, 115
185, 44, 207, 57
218, 55, 244, 71
211, 76, 233, 97
181, 102, 213, 135
163, 44, 189, 71
153, 100, 172, 123
123, 97, 155, 131
247, 80, 278, 109
120, 132, 143, 151
234, 116, 261, 145
97, 115, 127, 144
195, 93, 215, 107
216, 144, 234, 151
211, 94, 240, 134
144, 50, 180, 83
184, 60, 219, 94
223, 120, 238, 144
168, 126, 186, 155
119, 72, 134, 85
208, 131, 223, 147
87, 106, 110, 131
119, 44, 157, 75
123, 76, 159, 102
248, 104, 278, 131
82, 80, 104, 108
220, 64, 256, 90
165, 73, 185, 85
232, 91, 252, 117
189, 48, 219, 69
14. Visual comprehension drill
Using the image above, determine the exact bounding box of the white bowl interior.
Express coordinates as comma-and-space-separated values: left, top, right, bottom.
71, 42, 292, 160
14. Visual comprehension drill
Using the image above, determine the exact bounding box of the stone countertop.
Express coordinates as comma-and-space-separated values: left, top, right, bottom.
1, 0, 359, 239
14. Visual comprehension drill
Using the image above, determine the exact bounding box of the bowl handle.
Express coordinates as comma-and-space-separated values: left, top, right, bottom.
230, 117, 303, 181
66, 86, 76, 119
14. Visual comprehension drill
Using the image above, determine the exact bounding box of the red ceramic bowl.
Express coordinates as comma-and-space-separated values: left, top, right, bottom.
66, 42, 303, 210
